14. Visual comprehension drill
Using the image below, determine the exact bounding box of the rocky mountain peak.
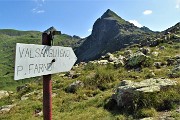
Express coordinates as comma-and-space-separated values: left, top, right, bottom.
101, 9, 118, 18
75, 9, 154, 62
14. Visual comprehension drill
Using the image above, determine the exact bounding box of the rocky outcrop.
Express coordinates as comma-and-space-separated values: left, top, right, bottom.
112, 78, 177, 107
75, 9, 152, 63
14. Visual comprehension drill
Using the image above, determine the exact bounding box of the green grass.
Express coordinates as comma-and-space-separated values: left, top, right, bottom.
0, 30, 180, 119
0, 30, 80, 91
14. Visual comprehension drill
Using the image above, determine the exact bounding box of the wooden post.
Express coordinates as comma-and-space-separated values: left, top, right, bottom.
42, 33, 52, 120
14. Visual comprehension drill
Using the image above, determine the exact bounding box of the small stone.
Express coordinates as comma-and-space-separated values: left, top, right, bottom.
152, 52, 159, 57
97, 60, 108, 65
66, 80, 84, 93
154, 62, 162, 69
139, 47, 151, 55
0, 104, 16, 114
34, 108, 43, 117
124, 50, 133, 57
159, 46, 165, 50
0, 90, 9, 99
16, 84, 29, 92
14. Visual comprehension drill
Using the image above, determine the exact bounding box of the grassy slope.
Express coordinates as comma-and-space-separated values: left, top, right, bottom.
0, 29, 80, 91
0, 40, 179, 119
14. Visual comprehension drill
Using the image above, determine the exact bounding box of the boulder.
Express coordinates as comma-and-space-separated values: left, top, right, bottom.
112, 78, 177, 107
0, 104, 16, 114
152, 52, 159, 57
168, 64, 180, 78
139, 117, 154, 120
118, 55, 125, 61
97, 60, 108, 65
114, 60, 124, 68
21, 91, 35, 100
16, 84, 29, 92
65, 71, 81, 79
139, 47, 151, 55
167, 58, 176, 66
104, 52, 113, 58
124, 50, 133, 58
108, 55, 117, 62
34, 108, 43, 117
126, 52, 148, 68
104, 52, 117, 62
65, 80, 84, 93
159, 46, 165, 50
167, 55, 180, 66
154, 62, 162, 69
0, 90, 9, 99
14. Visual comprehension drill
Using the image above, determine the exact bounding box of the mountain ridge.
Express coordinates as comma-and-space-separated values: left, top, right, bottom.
75, 9, 155, 63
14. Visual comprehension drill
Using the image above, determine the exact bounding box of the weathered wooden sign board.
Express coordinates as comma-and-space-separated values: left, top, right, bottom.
14, 43, 77, 80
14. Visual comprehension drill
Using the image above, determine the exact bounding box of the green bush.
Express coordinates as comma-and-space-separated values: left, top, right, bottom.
83, 62, 97, 71
136, 108, 157, 118
84, 67, 116, 90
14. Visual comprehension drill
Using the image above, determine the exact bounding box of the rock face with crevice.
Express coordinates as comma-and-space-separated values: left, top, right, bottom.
112, 78, 177, 107
75, 9, 154, 63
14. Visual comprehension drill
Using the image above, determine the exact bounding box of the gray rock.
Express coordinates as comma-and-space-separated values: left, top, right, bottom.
139, 117, 154, 120
66, 80, 84, 93
97, 60, 108, 65
0, 90, 9, 99
167, 58, 176, 66
21, 91, 35, 100
139, 47, 151, 55
126, 52, 148, 68
103, 52, 117, 62
34, 108, 43, 117
124, 50, 133, 58
154, 62, 162, 69
114, 60, 124, 68
16, 84, 29, 92
105, 52, 113, 58
0, 104, 16, 114
152, 52, 159, 57
118, 55, 125, 61
65, 71, 81, 79
109, 55, 117, 62
112, 78, 177, 107
159, 46, 165, 50
168, 65, 180, 78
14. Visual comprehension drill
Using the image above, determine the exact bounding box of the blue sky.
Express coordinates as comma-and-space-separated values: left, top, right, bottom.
0, 0, 179, 37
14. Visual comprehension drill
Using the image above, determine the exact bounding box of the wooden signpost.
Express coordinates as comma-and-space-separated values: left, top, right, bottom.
14, 27, 77, 120
14, 43, 77, 80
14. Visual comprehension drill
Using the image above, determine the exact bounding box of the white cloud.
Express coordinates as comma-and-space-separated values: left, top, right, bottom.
128, 20, 143, 28
88, 28, 92, 32
143, 10, 152, 15
176, 0, 180, 8
32, 0, 45, 14
37, 10, 45, 13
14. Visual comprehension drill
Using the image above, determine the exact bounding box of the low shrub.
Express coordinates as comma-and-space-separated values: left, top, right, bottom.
135, 108, 157, 118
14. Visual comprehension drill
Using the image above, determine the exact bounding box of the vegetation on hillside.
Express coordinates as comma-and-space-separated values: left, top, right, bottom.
0, 29, 80, 91
0, 39, 179, 119
0, 11, 179, 120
